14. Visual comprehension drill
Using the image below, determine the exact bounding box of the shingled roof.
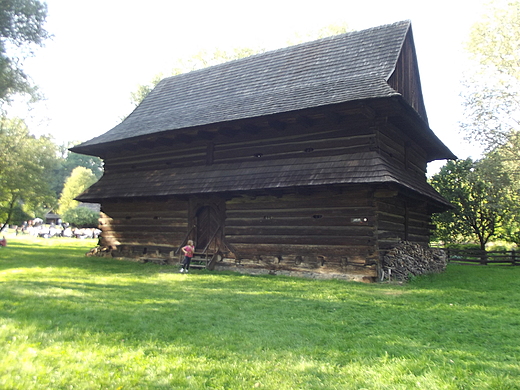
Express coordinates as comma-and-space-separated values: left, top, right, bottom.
77, 151, 451, 209
74, 20, 414, 151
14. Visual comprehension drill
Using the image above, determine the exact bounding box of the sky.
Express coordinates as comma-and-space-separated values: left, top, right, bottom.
11, 0, 490, 173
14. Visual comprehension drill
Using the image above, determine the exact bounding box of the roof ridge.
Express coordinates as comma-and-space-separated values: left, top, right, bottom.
159, 20, 412, 84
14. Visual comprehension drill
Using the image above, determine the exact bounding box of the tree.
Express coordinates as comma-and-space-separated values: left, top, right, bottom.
61, 206, 99, 227
57, 167, 97, 215
50, 143, 103, 196
461, 1, 520, 151
0, 0, 50, 105
430, 158, 516, 249
0, 117, 57, 229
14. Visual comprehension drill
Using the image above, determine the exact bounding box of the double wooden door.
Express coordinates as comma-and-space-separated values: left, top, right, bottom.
195, 205, 221, 251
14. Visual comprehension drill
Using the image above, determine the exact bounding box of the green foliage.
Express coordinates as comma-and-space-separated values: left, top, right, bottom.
0, 204, 30, 226
467, 0, 520, 81
1, 236, 520, 389
129, 73, 164, 108
0, 117, 57, 229
50, 143, 103, 196
443, 243, 482, 251
57, 167, 97, 215
430, 157, 516, 249
0, 0, 50, 105
61, 206, 99, 227
457, 1, 520, 247
461, 0, 520, 151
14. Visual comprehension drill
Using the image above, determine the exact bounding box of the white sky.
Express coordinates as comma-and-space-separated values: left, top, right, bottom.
11, 0, 489, 173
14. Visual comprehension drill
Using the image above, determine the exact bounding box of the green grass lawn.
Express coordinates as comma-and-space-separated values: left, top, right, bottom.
1, 234, 519, 389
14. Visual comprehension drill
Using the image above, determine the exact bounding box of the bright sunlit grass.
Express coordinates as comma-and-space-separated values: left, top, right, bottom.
1, 234, 520, 389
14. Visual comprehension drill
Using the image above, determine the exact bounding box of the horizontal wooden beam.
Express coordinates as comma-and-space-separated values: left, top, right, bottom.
268, 119, 287, 131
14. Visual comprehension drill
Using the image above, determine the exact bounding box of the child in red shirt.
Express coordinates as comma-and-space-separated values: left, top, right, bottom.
180, 240, 194, 273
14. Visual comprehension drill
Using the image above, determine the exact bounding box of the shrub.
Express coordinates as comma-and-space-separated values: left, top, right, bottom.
62, 206, 99, 227
444, 243, 482, 251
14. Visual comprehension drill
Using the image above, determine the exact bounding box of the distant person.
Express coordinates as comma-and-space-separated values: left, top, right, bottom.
0, 236, 6, 247
179, 240, 195, 273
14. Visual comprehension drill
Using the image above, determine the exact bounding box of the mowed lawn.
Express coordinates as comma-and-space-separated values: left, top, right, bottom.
1, 235, 519, 389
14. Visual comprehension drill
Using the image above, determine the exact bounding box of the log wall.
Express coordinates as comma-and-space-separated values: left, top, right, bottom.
98, 198, 189, 257
103, 114, 379, 174
375, 121, 428, 177
221, 188, 379, 279
375, 196, 432, 251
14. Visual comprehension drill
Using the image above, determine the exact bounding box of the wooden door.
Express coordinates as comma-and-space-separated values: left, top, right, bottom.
195, 205, 220, 251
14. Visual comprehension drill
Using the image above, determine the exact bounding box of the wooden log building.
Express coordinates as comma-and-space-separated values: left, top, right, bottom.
71, 21, 456, 282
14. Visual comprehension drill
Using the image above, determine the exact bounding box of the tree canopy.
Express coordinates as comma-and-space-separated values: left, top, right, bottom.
435, 0, 520, 248
0, 117, 57, 229
430, 157, 516, 249
461, 0, 520, 150
57, 166, 97, 215
0, 0, 50, 105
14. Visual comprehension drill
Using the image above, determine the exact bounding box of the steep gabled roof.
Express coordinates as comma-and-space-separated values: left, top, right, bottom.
74, 21, 414, 150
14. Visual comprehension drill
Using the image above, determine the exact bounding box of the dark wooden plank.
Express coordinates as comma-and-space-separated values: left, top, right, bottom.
226, 234, 374, 246
224, 225, 374, 237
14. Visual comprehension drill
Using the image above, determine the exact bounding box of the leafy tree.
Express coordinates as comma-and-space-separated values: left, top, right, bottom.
461, 0, 520, 151
430, 158, 516, 249
61, 206, 99, 227
50, 143, 103, 196
0, 117, 57, 229
57, 166, 97, 215
0, 0, 50, 105
456, 1, 520, 248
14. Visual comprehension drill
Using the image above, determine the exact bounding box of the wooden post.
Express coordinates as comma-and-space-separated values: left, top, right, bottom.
512, 250, 516, 266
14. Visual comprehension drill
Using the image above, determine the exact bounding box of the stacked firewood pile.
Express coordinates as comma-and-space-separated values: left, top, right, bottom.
382, 241, 447, 281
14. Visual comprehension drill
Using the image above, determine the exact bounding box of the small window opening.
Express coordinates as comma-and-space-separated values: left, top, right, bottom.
125, 216, 132, 220
254, 153, 264, 158
153, 216, 160, 220
263, 215, 273, 220
304, 147, 314, 153
312, 214, 323, 219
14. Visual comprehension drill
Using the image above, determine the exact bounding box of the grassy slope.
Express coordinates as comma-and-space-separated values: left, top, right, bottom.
1, 235, 519, 389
